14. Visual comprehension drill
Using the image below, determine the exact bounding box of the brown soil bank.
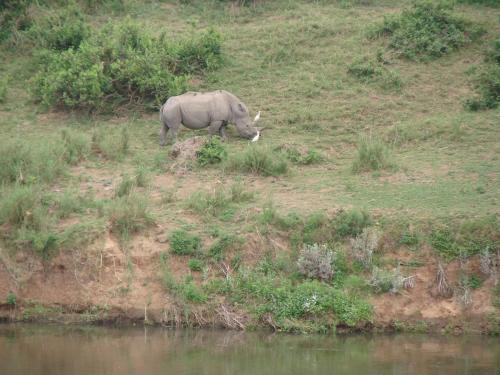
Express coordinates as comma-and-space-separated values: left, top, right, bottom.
0, 230, 498, 335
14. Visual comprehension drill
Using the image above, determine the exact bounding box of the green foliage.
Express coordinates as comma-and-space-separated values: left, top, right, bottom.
26, 5, 90, 50
188, 258, 204, 272
115, 174, 135, 198
169, 229, 202, 256
6, 292, 16, 306
430, 216, 498, 260
32, 18, 222, 110
460, 273, 484, 289
234, 271, 372, 329
465, 45, 499, 111
60, 128, 91, 165
333, 209, 372, 238
208, 234, 238, 261
457, 0, 499, 6
352, 136, 395, 173
347, 57, 402, 90
276, 144, 324, 165
372, 1, 484, 61
0, 0, 34, 43
226, 144, 288, 176
92, 126, 130, 160
107, 193, 154, 240
162, 266, 207, 303
196, 137, 227, 166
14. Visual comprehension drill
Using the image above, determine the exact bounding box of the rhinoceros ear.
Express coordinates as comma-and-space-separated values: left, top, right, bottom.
253, 111, 261, 123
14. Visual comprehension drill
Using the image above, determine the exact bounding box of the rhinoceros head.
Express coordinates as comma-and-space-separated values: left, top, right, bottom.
233, 103, 260, 142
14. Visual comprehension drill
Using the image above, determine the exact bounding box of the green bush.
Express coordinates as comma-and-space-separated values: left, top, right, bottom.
26, 5, 90, 50
196, 137, 227, 166
0, 0, 34, 43
465, 41, 499, 111
235, 272, 372, 329
226, 145, 288, 176
32, 18, 222, 110
188, 258, 204, 272
169, 229, 202, 256
372, 1, 484, 61
333, 209, 372, 238
352, 136, 395, 173
6, 292, 16, 306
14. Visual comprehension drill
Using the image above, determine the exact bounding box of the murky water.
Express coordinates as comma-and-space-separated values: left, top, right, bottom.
0, 325, 498, 375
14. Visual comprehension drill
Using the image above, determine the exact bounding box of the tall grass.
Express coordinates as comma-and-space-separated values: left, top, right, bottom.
352, 136, 395, 173
226, 145, 288, 176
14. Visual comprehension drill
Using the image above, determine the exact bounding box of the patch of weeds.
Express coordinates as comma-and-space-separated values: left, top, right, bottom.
352, 136, 396, 173
188, 258, 204, 272
91, 126, 130, 161
460, 274, 484, 290
58, 219, 107, 250
399, 226, 420, 249
465, 40, 499, 111
333, 209, 372, 238
134, 165, 150, 188
226, 144, 288, 177
343, 275, 368, 293
0, 76, 7, 102
196, 137, 227, 166
162, 267, 207, 303
209, 234, 239, 261
302, 212, 330, 245
169, 229, 202, 256
275, 144, 324, 165
369, 266, 412, 294
54, 190, 92, 219
114, 174, 135, 198
347, 57, 402, 90
185, 189, 231, 217
370, 1, 485, 61
60, 128, 91, 165
230, 180, 254, 203
6, 292, 16, 306
107, 193, 154, 240
0, 138, 67, 185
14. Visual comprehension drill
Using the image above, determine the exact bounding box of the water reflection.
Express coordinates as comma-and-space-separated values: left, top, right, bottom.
0, 325, 498, 375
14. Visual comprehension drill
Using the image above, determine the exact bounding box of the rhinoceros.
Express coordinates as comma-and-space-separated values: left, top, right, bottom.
159, 90, 261, 146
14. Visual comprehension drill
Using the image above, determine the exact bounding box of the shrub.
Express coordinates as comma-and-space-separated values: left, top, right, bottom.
465, 53, 500, 111
196, 137, 227, 166
297, 243, 334, 281
226, 145, 288, 176
333, 209, 372, 238
369, 266, 412, 294
372, 1, 484, 61
6, 292, 16, 306
188, 258, 203, 272
31, 19, 222, 110
352, 136, 394, 173
350, 227, 380, 269
169, 229, 201, 256
26, 5, 90, 50
107, 193, 154, 239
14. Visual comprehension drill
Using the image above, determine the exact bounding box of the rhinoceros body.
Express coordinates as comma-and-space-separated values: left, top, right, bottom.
159, 90, 260, 145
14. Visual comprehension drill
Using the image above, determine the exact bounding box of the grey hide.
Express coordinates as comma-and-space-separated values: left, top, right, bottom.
159, 90, 260, 146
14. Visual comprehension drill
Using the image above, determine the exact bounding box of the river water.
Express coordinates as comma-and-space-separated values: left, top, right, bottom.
0, 325, 498, 375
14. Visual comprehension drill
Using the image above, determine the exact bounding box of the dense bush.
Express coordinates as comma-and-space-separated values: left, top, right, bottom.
26, 5, 89, 50
196, 137, 227, 166
32, 19, 222, 110
371, 1, 484, 61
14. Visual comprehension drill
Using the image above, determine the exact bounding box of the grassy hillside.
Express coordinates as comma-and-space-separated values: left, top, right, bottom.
0, 0, 498, 333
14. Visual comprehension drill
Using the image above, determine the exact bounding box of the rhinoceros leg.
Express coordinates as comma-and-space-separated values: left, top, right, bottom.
208, 121, 224, 138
